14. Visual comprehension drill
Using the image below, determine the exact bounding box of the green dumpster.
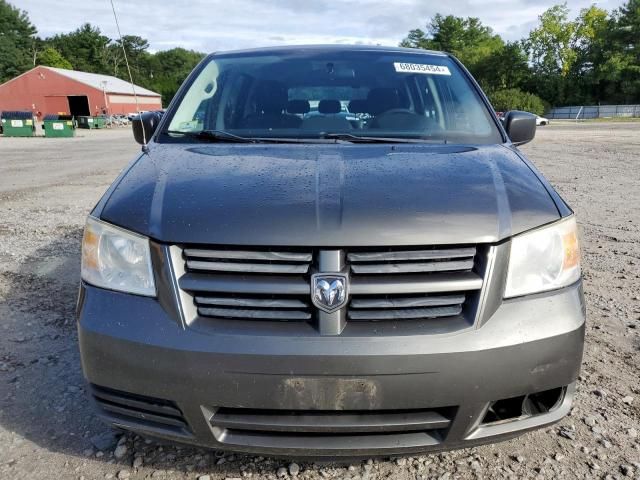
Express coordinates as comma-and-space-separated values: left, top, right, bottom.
1, 111, 35, 137
93, 115, 108, 129
77, 116, 95, 129
43, 115, 75, 138
77, 115, 107, 129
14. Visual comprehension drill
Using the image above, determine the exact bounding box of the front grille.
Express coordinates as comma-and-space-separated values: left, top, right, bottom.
90, 384, 191, 436
208, 406, 455, 449
176, 244, 488, 333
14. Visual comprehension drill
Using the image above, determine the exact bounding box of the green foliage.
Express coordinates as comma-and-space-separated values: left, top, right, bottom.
475, 42, 530, 92
105, 35, 150, 81
400, 14, 504, 74
0, 0, 37, 83
605, 0, 640, 103
36, 47, 72, 69
48, 23, 111, 74
488, 88, 546, 116
144, 48, 206, 105
526, 4, 578, 78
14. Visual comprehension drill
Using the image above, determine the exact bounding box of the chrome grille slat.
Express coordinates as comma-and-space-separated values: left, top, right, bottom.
187, 260, 309, 274
350, 259, 474, 274
195, 296, 308, 308
349, 272, 482, 294
347, 247, 476, 262
350, 294, 465, 309
349, 246, 477, 275
184, 248, 312, 275
198, 307, 311, 320
348, 305, 463, 321
184, 249, 312, 262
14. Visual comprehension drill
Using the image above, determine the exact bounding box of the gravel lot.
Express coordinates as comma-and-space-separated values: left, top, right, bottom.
0, 123, 639, 480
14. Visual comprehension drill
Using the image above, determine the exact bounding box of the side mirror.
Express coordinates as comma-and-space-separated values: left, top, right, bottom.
502, 110, 536, 146
132, 111, 163, 145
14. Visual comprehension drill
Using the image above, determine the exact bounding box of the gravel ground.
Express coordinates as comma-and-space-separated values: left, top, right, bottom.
0, 123, 639, 480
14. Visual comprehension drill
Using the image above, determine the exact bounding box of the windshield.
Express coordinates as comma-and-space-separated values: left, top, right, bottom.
164, 49, 502, 144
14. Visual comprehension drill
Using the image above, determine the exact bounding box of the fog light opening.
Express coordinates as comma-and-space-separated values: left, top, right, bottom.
481, 387, 566, 425
523, 387, 565, 416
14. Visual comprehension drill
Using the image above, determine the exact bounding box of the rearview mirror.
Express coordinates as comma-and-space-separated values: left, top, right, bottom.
502, 111, 536, 146
132, 111, 163, 145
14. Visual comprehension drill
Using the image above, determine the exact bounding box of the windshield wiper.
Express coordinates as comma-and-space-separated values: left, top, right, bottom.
321, 133, 447, 144
165, 130, 257, 143
165, 130, 312, 144
165, 130, 446, 144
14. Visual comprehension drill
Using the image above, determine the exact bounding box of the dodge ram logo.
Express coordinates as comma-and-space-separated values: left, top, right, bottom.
311, 274, 348, 313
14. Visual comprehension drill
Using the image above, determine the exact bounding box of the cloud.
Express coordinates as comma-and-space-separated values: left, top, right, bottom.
19, 0, 626, 53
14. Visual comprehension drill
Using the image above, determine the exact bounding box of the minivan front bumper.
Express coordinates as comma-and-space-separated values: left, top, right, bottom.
77, 281, 585, 458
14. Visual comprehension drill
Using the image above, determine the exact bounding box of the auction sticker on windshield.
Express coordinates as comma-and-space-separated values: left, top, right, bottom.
393, 63, 451, 75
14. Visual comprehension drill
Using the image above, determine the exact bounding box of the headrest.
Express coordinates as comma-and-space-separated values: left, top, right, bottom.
367, 88, 400, 115
318, 99, 341, 114
254, 80, 288, 114
286, 99, 310, 114
348, 99, 368, 114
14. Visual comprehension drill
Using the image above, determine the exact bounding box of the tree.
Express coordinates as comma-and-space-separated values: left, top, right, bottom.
571, 6, 612, 103
36, 46, 72, 69
401, 14, 504, 74
489, 88, 546, 116
47, 23, 110, 74
401, 15, 537, 106
0, 0, 37, 82
146, 48, 205, 105
476, 42, 530, 92
527, 4, 578, 77
105, 35, 151, 80
604, 0, 640, 103
525, 4, 582, 105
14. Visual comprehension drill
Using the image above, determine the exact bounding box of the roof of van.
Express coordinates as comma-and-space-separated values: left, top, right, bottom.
210, 44, 448, 57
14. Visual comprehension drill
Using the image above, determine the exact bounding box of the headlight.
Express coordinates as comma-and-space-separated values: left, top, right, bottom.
81, 217, 156, 296
505, 216, 581, 298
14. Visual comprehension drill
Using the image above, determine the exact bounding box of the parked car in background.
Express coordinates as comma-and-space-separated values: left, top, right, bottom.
78, 45, 584, 458
536, 115, 550, 126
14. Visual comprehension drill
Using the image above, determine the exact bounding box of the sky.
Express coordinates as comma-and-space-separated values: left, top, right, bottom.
19, 0, 627, 53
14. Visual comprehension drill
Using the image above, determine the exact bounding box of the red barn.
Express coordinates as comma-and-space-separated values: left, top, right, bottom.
0, 66, 162, 118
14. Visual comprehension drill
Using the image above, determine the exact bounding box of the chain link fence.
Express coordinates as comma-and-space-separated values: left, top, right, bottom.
546, 105, 640, 120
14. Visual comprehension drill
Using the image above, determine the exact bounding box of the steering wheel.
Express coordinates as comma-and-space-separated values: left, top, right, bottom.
370, 109, 422, 129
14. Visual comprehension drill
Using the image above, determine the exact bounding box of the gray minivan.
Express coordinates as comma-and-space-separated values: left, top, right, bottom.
77, 45, 584, 457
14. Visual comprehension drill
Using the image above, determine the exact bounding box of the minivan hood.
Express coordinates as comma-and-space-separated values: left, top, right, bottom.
100, 143, 560, 246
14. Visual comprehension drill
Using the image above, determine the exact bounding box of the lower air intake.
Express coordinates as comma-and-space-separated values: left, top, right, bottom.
207, 406, 456, 450
90, 384, 191, 436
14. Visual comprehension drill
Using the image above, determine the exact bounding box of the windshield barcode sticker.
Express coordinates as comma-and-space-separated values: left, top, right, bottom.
394, 63, 451, 75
